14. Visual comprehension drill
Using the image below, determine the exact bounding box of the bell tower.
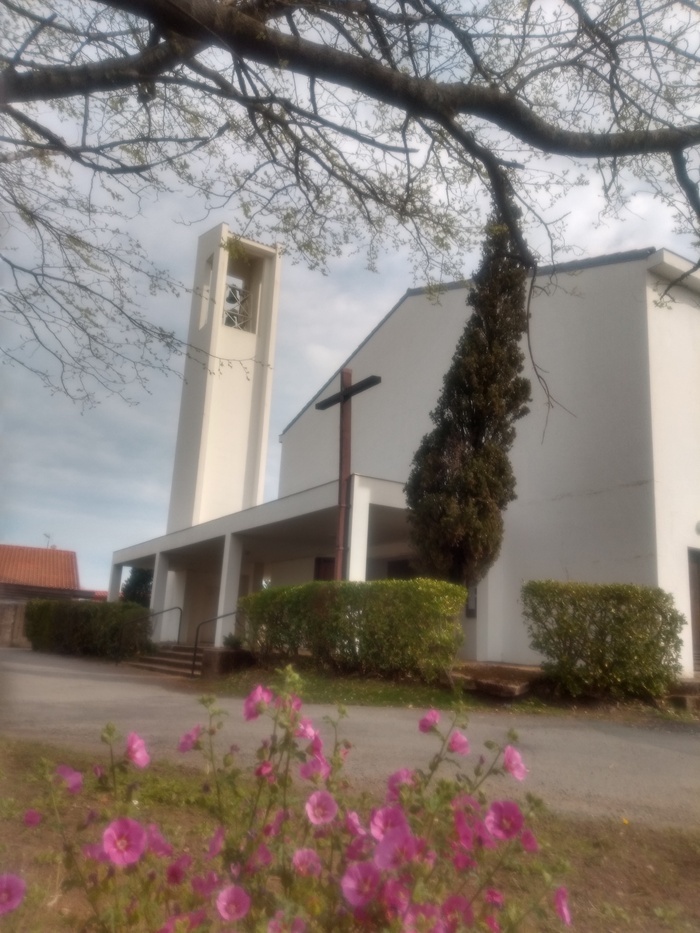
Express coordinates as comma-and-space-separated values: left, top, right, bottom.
167, 225, 281, 532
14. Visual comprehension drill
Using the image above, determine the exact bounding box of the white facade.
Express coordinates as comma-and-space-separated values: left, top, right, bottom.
110, 241, 700, 674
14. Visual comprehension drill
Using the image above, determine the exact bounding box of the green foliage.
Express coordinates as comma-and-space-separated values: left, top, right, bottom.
24, 599, 151, 662
238, 579, 465, 682
522, 580, 684, 699
120, 567, 153, 608
406, 211, 531, 587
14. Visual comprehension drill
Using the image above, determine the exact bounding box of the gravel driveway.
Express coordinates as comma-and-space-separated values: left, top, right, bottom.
2, 648, 699, 827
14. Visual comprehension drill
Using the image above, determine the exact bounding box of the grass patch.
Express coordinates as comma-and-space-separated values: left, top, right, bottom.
188, 662, 699, 727
198, 662, 487, 710
2, 735, 700, 932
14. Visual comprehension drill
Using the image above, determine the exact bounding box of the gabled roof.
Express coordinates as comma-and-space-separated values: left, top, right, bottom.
0, 545, 80, 591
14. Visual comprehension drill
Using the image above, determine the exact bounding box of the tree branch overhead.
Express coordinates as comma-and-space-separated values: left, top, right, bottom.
2, 0, 700, 399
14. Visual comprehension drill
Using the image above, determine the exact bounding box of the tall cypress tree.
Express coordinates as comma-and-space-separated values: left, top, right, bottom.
405, 212, 531, 587
121, 567, 153, 607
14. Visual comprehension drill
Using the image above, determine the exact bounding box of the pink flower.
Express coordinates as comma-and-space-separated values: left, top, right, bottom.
295, 718, 318, 741
404, 904, 442, 931
167, 854, 193, 885
299, 754, 331, 782
55, 764, 83, 794
382, 879, 411, 916
246, 844, 273, 874
23, 809, 42, 827
243, 685, 274, 721
386, 768, 414, 803
485, 888, 505, 908
216, 884, 251, 921
442, 894, 474, 931
82, 842, 109, 862
263, 809, 288, 838
0, 874, 26, 916
485, 916, 501, 933
503, 745, 528, 781
206, 826, 225, 860
102, 817, 147, 866
373, 826, 417, 871
520, 828, 539, 853
345, 811, 367, 837
448, 730, 470, 756
126, 732, 150, 768
268, 911, 307, 933
191, 870, 220, 897
292, 847, 322, 877
305, 790, 337, 825
345, 835, 373, 861
554, 887, 572, 926
178, 724, 203, 752
147, 824, 174, 857
418, 709, 440, 733
484, 801, 524, 841
454, 810, 474, 850
255, 760, 275, 781
340, 861, 381, 908
157, 909, 208, 932
370, 805, 409, 842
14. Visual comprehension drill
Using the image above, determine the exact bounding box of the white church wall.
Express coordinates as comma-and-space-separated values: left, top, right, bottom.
646, 255, 700, 673
488, 256, 660, 663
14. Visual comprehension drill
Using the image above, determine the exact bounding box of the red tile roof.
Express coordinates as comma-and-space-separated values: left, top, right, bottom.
0, 545, 80, 591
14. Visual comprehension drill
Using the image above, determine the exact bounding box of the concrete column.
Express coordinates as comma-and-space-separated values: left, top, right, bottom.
150, 552, 170, 642
215, 534, 243, 645
473, 568, 504, 661
164, 571, 187, 643
347, 476, 371, 582
107, 564, 123, 602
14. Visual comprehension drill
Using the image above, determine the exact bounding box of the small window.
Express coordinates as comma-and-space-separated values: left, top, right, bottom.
223, 276, 253, 332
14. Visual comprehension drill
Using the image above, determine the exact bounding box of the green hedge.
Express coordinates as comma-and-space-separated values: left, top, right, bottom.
522, 580, 684, 699
25, 600, 152, 662
238, 579, 466, 682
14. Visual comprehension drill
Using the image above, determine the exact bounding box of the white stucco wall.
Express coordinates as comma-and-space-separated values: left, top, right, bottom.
646, 255, 700, 672
491, 256, 659, 662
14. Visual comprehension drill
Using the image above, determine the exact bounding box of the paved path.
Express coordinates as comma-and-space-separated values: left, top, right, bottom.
2, 649, 699, 827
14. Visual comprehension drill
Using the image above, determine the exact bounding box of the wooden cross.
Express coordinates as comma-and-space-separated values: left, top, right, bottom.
316, 369, 381, 579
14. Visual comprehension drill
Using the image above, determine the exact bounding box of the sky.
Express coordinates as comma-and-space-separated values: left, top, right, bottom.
1, 180, 697, 591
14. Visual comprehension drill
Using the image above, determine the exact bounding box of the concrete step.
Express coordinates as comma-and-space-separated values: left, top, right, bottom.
128, 644, 209, 677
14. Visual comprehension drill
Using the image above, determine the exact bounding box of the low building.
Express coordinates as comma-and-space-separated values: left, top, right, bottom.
0, 544, 98, 646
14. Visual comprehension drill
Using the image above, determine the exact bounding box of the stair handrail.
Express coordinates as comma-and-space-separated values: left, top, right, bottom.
117, 606, 182, 664
191, 610, 238, 678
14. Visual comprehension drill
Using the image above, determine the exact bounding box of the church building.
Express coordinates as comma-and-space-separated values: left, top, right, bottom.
109, 225, 700, 675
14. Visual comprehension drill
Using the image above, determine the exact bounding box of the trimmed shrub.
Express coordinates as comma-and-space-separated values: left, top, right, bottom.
238, 578, 465, 682
522, 580, 684, 699
24, 600, 152, 662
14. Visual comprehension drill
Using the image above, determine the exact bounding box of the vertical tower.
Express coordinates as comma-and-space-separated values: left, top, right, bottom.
167, 225, 281, 532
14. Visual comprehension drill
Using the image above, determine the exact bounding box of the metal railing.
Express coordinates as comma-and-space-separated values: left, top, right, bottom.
117, 606, 182, 664
191, 610, 238, 677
